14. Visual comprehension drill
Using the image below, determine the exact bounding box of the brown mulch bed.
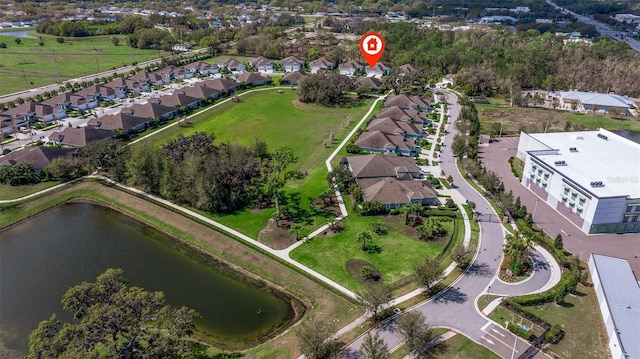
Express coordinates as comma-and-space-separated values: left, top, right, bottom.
257, 218, 297, 250
346, 259, 383, 283
311, 195, 342, 217
314, 220, 344, 238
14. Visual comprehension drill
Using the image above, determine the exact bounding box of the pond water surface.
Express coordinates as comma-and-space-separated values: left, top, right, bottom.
0, 202, 296, 354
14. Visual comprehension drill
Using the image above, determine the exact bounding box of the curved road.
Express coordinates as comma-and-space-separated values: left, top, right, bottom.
342, 90, 553, 359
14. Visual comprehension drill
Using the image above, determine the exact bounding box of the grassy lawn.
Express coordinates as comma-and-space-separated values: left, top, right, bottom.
0, 33, 169, 95
477, 102, 640, 136
0, 181, 61, 200
486, 282, 609, 359
389, 333, 499, 359
533, 283, 610, 359
290, 215, 442, 291
142, 89, 373, 237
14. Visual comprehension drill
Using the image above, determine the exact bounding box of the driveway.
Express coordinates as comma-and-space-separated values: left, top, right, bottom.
480, 137, 640, 275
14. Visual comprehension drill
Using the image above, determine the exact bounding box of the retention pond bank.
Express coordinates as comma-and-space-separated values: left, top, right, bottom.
0, 202, 298, 355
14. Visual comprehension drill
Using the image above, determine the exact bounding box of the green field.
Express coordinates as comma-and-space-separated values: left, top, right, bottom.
142, 89, 374, 237
290, 215, 442, 291
389, 333, 499, 359
0, 32, 169, 95
0, 181, 61, 200
476, 101, 640, 136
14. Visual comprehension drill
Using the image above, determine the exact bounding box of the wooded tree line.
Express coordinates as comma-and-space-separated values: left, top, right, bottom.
125, 133, 297, 214
352, 21, 640, 96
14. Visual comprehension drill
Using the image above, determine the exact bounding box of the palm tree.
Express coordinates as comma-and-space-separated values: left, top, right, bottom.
357, 231, 372, 251
289, 222, 304, 240
503, 231, 534, 271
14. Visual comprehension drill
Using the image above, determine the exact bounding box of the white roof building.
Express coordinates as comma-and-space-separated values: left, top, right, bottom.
517, 129, 640, 234
588, 254, 640, 359
557, 91, 636, 114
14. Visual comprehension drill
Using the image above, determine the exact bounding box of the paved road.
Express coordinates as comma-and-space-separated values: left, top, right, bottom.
546, 0, 640, 52
341, 90, 552, 359
481, 136, 640, 275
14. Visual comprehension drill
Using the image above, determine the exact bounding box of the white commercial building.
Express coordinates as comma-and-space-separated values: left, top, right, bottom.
588, 254, 640, 359
517, 129, 640, 234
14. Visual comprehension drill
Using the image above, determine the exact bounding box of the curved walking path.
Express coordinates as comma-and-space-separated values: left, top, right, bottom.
340, 89, 559, 359
2, 86, 561, 359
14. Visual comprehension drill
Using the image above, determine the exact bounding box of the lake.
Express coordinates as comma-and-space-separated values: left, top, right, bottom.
0, 202, 297, 355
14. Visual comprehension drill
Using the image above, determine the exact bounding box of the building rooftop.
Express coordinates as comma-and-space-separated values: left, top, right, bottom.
590, 254, 640, 359
525, 129, 640, 199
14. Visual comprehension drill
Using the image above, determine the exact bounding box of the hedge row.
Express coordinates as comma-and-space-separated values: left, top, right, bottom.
501, 300, 551, 331
507, 322, 534, 341
516, 219, 570, 268
425, 208, 457, 217
545, 324, 565, 344
507, 269, 578, 307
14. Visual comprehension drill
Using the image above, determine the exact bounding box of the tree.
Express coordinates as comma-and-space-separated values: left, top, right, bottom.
503, 231, 534, 275
357, 231, 373, 251
264, 146, 297, 217
395, 311, 432, 352
357, 282, 391, 319
451, 244, 475, 269
359, 331, 390, 359
297, 73, 353, 106
289, 222, 304, 240
554, 233, 563, 250
417, 217, 446, 241
15, 38, 21, 45
371, 220, 384, 235
46, 157, 85, 182
111, 37, 120, 46
295, 318, 340, 359
414, 257, 443, 292
451, 134, 466, 158
28, 268, 198, 359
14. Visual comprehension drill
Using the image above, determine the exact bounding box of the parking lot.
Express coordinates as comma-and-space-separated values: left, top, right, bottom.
479, 137, 640, 274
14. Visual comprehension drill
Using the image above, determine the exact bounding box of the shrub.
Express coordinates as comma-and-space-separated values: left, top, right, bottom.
445, 198, 457, 209
360, 201, 386, 216
0, 42, 6, 48
545, 324, 564, 344
507, 322, 534, 341
360, 266, 375, 280
346, 143, 360, 154
56, 37, 64, 43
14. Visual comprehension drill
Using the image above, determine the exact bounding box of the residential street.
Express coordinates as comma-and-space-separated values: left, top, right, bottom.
341, 90, 554, 359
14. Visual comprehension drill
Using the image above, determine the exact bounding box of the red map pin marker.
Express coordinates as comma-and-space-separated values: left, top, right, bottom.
360, 32, 385, 68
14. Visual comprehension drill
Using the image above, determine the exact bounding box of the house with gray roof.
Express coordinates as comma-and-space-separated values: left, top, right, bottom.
218, 58, 246, 73
103, 77, 129, 98
121, 102, 178, 123
178, 83, 222, 101
251, 57, 276, 72
397, 64, 418, 76
75, 85, 117, 102
203, 78, 241, 93
310, 57, 335, 73
354, 130, 417, 156
346, 154, 421, 179
280, 70, 306, 85
355, 77, 384, 92
0, 146, 75, 171
87, 113, 149, 135
357, 176, 437, 209
184, 60, 219, 75
236, 72, 272, 86
49, 126, 116, 147
367, 117, 423, 139
365, 62, 392, 78
339, 60, 365, 76
377, 106, 427, 125
385, 94, 431, 111
151, 92, 200, 111
281, 56, 305, 72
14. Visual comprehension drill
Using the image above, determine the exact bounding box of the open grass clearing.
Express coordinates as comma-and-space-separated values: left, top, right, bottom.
388, 333, 499, 359
0, 181, 60, 200
476, 102, 640, 136
290, 214, 442, 292
0, 33, 169, 95
0, 180, 360, 358
141, 89, 373, 238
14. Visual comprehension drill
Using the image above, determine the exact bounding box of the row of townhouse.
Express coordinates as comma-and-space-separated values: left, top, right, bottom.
354, 94, 433, 156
